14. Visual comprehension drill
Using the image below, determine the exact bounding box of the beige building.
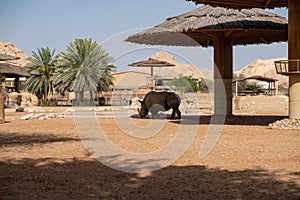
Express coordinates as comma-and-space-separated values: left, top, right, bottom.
110, 71, 151, 105
113, 71, 151, 89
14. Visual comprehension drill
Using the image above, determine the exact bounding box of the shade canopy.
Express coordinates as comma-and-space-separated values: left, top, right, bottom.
0, 62, 30, 77
128, 58, 175, 68
128, 58, 175, 90
126, 5, 287, 47
128, 58, 175, 78
186, 0, 287, 9
0, 53, 20, 61
235, 75, 278, 82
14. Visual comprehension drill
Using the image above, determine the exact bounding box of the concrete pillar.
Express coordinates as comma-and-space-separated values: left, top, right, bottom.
289, 75, 300, 118
288, 0, 300, 119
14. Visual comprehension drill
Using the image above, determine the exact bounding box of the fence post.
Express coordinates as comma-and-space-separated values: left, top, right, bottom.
0, 93, 5, 124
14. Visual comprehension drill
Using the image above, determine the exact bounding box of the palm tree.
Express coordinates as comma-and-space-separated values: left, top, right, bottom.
54, 38, 114, 105
97, 64, 116, 92
23, 47, 57, 105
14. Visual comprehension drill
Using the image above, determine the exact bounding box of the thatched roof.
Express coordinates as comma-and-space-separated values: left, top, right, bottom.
0, 53, 20, 61
125, 5, 287, 47
186, 0, 287, 9
128, 58, 175, 67
0, 62, 30, 77
235, 75, 278, 82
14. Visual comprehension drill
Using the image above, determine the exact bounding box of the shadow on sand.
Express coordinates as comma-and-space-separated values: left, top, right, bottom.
0, 133, 80, 148
0, 117, 299, 199
0, 157, 299, 199
131, 114, 285, 126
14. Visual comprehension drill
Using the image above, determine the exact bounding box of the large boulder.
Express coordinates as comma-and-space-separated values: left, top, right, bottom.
6, 92, 38, 107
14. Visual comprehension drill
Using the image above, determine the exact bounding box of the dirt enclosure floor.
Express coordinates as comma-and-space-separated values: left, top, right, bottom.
0, 95, 299, 199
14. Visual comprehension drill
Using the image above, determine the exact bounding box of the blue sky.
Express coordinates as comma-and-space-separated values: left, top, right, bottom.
0, 0, 288, 72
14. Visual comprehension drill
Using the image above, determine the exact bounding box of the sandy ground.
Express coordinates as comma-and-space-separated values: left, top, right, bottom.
0, 95, 299, 199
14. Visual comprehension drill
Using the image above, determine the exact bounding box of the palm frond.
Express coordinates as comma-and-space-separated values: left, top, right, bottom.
54, 38, 115, 96
24, 47, 57, 101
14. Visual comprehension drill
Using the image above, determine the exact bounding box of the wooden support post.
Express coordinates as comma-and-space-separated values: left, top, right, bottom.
213, 32, 233, 116
1, 74, 6, 91
288, 0, 300, 119
0, 93, 4, 124
14, 75, 20, 92
151, 66, 154, 91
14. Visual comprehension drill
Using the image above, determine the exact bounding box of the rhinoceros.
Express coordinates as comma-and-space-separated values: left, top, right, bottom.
138, 91, 181, 119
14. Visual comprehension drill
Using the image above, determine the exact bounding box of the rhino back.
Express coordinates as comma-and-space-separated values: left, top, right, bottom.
144, 92, 180, 109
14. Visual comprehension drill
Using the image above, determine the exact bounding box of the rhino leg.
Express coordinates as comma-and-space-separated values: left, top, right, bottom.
171, 107, 181, 119
171, 110, 176, 119
176, 109, 181, 119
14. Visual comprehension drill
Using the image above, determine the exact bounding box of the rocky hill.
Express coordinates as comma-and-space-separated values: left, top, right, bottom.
134, 51, 213, 80
234, 58, 288, 87
133, 51, 288, 88
0, 41, 30, 67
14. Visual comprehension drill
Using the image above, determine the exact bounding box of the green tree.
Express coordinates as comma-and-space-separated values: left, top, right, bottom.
54, 38, 114, 105
244, 82, 262, 92
167, 75, 200, 93
23, 47, 57, 105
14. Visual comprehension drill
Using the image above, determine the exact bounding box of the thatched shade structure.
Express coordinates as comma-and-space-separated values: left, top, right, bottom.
187, 0, 300, 119
241, 75, 278, 83
0, 54, 21, 123
0, 62, 30, 92
128, 58, 175, 68
128, 58, 175, 90
126, 6, 287, 47
0, 54, 20, 61
234, 75, 278, 96
0, 62, 30, 77
186, 0, 287, 9
126, 5, 287, 115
